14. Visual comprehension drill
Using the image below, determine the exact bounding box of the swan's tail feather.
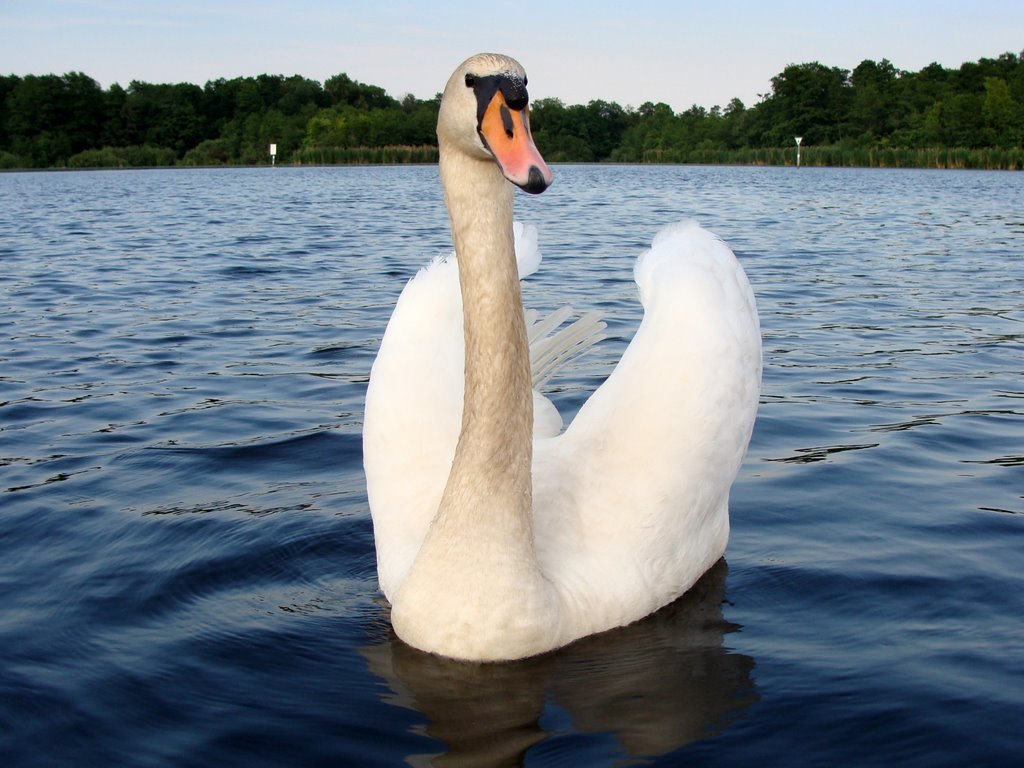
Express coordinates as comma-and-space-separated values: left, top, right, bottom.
516, 220, 606, 388
526, 308, 607, 389
525, 305, 572, 344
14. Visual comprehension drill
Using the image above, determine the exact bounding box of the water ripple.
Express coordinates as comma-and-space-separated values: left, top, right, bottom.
1, 165, 1022, 767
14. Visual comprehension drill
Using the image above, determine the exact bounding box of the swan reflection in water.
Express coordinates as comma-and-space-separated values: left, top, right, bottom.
361, 560, 758, 765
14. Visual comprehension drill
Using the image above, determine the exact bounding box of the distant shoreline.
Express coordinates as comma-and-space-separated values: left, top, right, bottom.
4, 52, 1023, 173
4, 153, 1021, 173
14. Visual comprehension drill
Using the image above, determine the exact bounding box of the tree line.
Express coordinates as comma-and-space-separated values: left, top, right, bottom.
1, 50, 1022, 170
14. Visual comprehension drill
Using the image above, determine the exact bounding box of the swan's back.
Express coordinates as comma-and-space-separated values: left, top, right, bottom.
365, 218, 760, 649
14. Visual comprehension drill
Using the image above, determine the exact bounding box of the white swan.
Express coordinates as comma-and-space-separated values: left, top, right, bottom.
363, 53, 761, 661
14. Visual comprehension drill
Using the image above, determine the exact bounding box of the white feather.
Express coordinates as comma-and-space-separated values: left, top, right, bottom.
362, 53, 761, 661
364, 218, 760, 638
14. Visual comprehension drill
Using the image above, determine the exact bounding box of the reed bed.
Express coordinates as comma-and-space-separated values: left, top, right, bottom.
292, 145, 439, 165
638, 145, 1024, 170
18, 143, 1021, 171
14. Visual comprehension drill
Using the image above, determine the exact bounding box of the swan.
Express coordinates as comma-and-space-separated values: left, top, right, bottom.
363, 53, 761, 662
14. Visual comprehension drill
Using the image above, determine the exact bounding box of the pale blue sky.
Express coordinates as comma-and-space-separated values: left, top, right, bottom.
2, 1, 1023, 110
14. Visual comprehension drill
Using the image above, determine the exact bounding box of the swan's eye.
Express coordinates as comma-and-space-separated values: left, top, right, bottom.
465, 74, 476, 88
523, 76, 528, 87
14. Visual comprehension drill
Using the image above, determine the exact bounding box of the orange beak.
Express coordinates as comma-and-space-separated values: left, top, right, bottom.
479, 91, 553, 194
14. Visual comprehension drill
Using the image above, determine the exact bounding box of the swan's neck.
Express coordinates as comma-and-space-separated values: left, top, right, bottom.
388, 147, 556, 660
438, 147, 534, 525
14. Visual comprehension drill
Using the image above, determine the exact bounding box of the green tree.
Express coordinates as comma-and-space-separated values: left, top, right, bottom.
304, 108, 350, 147
982, 76, 1017, 146
4, 73, 104, 166
758, 62, 851, 145
0, 74, 18, 149
531, 98, 633, 161
99, 83, 129, 147
614, 101, 675, 160
941, 92, 985, 146
849, 59, 903, 140
202, 77, 244, 133
4, 48, 1024, 169
123, 81, 206, 156
324, 73, 396, 110
719, 98, 748, 149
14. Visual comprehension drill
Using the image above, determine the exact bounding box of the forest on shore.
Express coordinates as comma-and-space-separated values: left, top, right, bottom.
2, 50, 1023, 170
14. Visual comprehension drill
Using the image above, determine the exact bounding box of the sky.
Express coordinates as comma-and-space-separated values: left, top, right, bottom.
2, 0, 1023, 112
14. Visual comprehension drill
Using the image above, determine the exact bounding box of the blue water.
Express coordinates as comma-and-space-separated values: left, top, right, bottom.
1, 164, 1022, 767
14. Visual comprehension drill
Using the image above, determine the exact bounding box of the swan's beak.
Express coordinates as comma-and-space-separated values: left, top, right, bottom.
480, 92, 553, 194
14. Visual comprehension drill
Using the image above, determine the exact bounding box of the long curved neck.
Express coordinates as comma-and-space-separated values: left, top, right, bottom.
387, 139, 558, 660
437, 145, 534, 527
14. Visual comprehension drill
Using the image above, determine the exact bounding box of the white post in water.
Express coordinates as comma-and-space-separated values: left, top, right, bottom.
795, 136, 802, 168
269, 143, 277, 166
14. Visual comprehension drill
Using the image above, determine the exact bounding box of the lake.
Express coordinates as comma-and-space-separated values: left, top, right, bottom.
1, 164, 1022, 767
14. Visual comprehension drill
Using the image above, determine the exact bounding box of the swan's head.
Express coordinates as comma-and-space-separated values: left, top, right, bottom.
438, 53, 553, 194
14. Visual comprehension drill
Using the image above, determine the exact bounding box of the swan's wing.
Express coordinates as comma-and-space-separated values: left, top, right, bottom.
364, 222, 602, 597
363, 250, 464, 599
533, 221, 762, 626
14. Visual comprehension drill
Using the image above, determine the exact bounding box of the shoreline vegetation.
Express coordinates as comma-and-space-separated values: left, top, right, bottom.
2, 52, 1022, 171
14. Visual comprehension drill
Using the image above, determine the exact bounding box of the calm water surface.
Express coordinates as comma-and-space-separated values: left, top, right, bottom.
1, 165, 1022, 767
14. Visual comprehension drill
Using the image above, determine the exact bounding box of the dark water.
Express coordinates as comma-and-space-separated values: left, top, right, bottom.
1, 164, 1022, 767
